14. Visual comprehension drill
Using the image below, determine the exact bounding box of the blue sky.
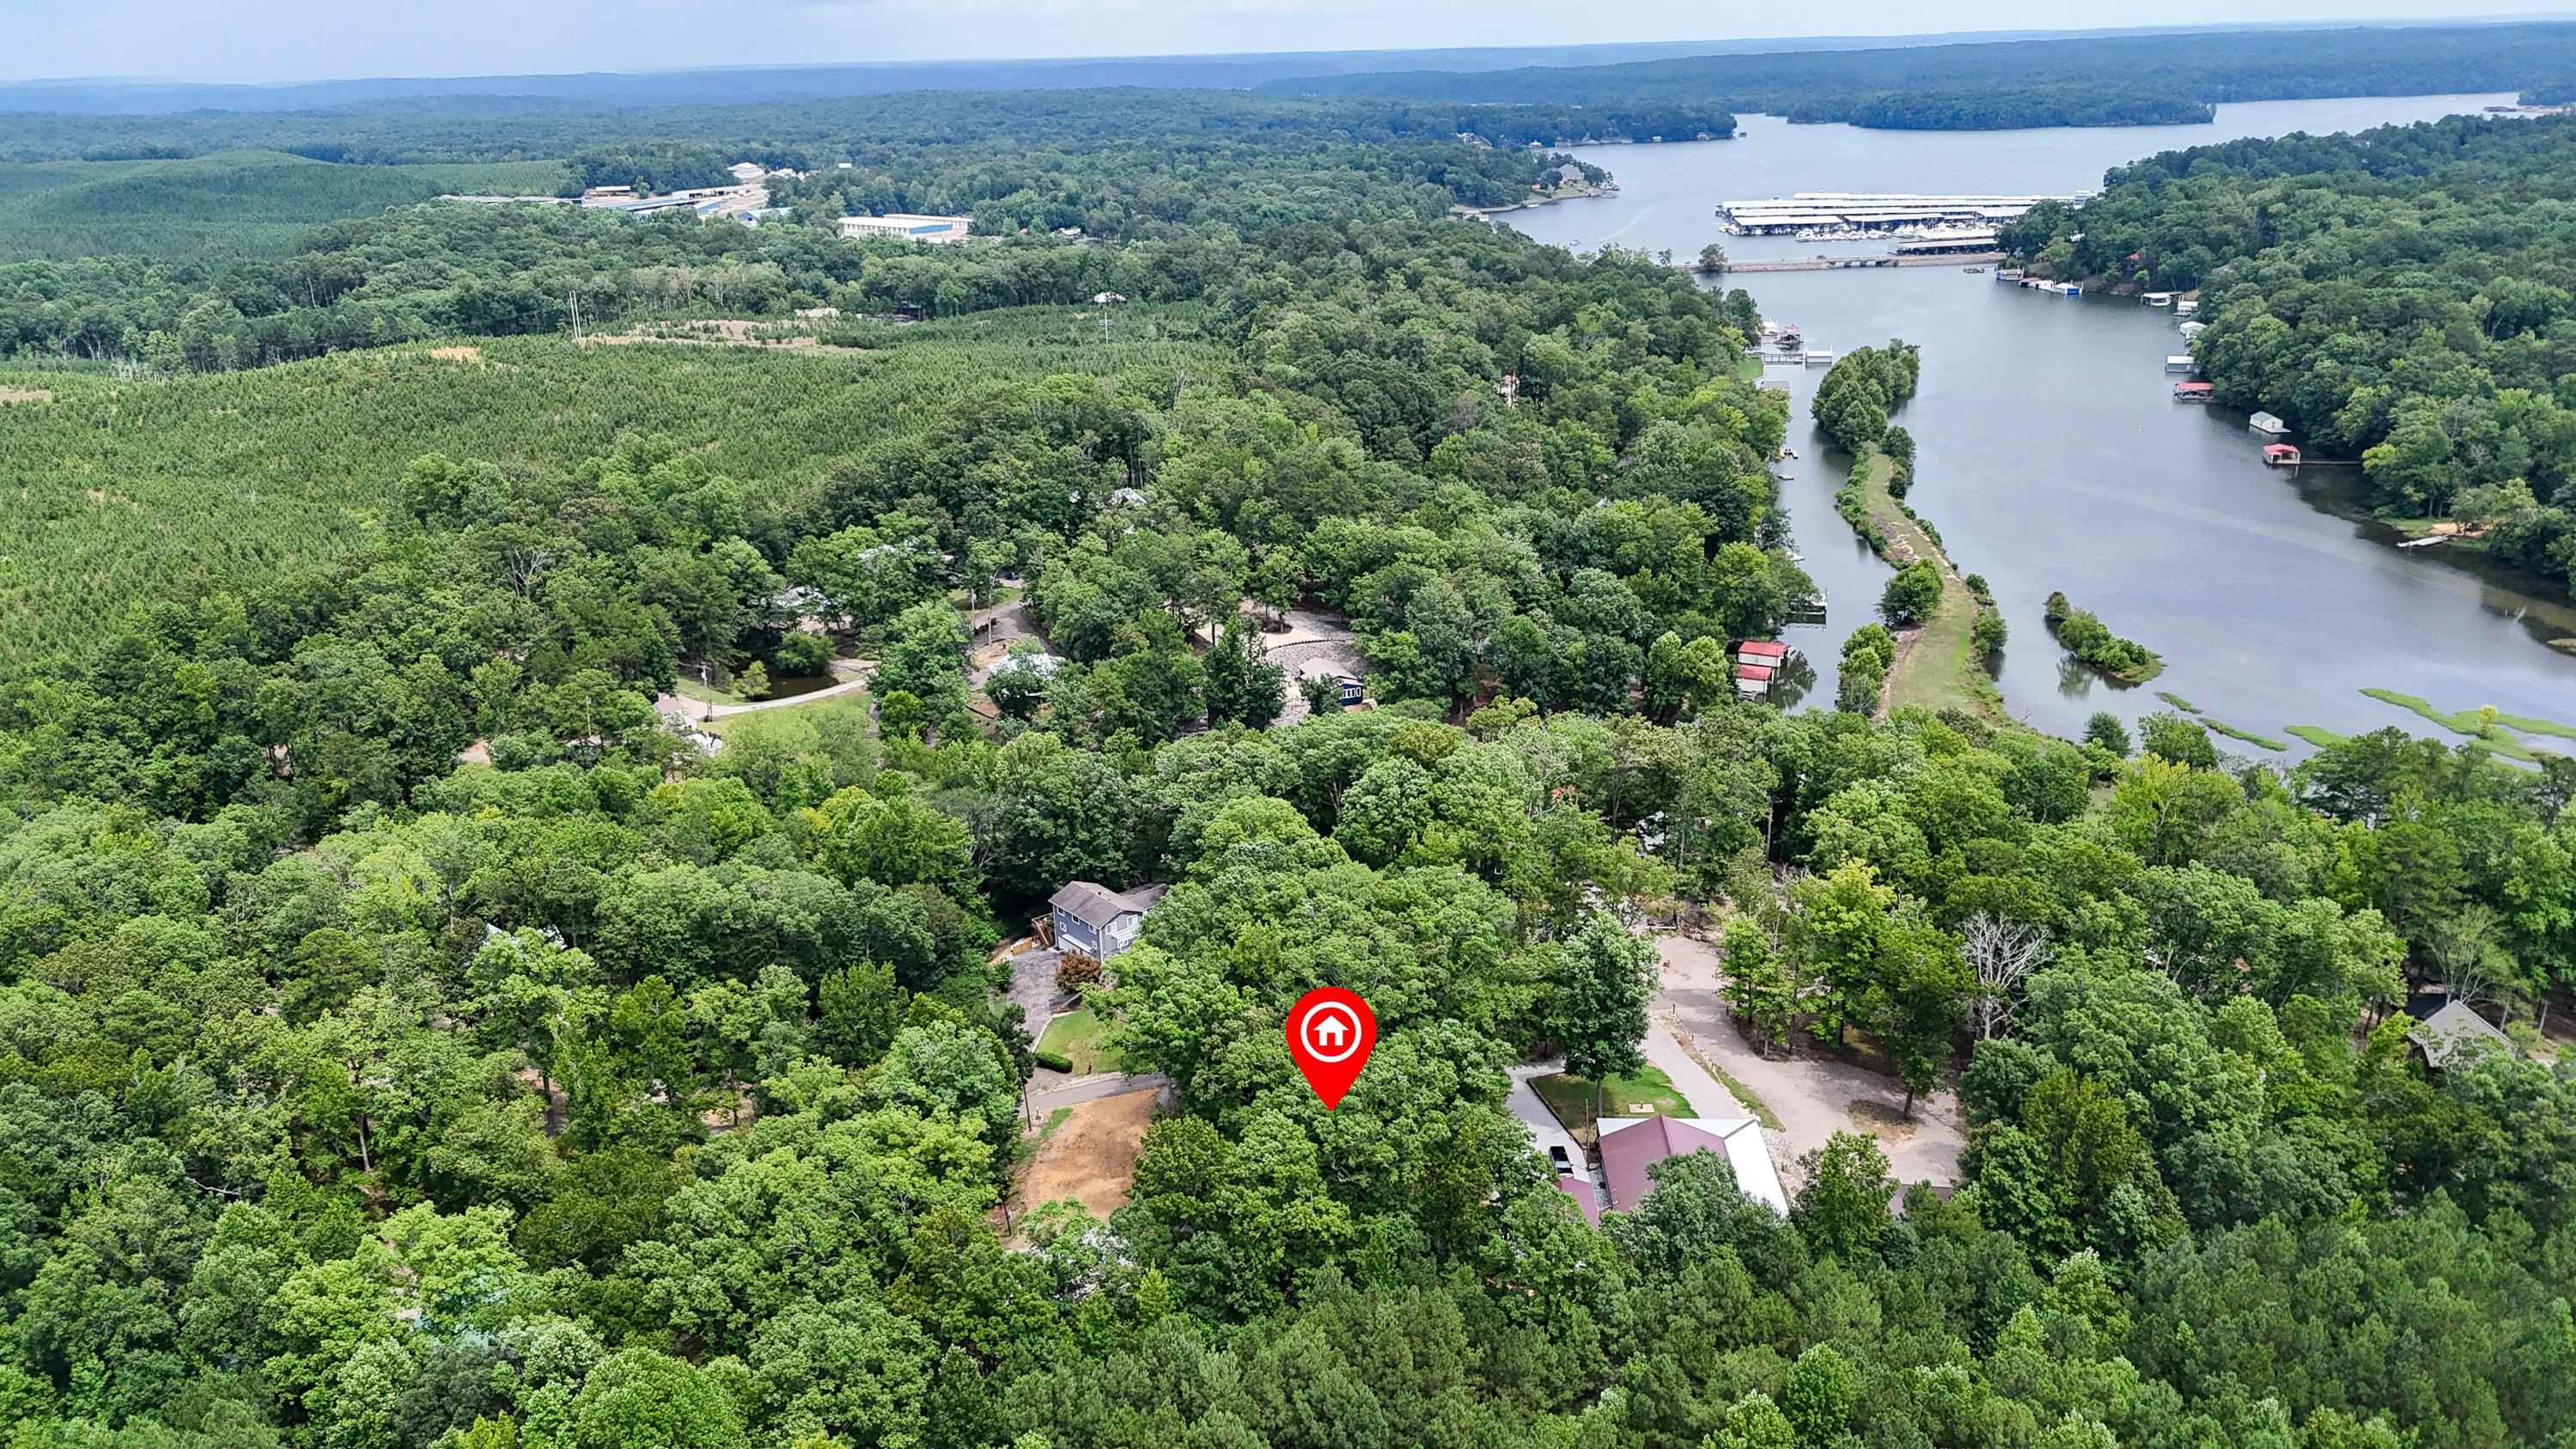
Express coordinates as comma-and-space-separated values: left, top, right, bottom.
3, 0, 2568, 82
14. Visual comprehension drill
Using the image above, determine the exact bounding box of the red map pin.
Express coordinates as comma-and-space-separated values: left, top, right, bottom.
1286, 987, 1377, 1110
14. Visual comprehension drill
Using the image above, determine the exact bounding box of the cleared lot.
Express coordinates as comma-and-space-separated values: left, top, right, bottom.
1015, 1085, 1159, 1228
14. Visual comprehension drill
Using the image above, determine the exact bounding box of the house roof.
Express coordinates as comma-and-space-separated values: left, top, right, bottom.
1597, 1115, 1787, 1215
1555, 1175, 1604, 1226
1734, 664, 1775, 682
2409, 1000, 2512, 1068
1049, 881, 1166, 928
1734, 640, 1790, 658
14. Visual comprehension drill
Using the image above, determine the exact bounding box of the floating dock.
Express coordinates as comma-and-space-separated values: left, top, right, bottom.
1723, 250, 2006, 273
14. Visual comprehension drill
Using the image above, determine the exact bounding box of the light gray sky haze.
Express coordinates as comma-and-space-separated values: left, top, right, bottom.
5, 0, 2571, 82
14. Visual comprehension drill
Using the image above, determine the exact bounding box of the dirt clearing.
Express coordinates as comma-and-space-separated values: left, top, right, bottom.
0, 387, 55, 405
580, 320, 856, 350
1655, 929, 1965, 1194
428, 346, 484, 363
1015, 1087, 1156, 1227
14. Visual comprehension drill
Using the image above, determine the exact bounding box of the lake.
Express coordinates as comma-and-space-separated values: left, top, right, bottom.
1510, 96, 2576, 755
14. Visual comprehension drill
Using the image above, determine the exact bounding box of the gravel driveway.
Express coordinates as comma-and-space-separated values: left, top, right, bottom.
1653, 929, 1966, 1196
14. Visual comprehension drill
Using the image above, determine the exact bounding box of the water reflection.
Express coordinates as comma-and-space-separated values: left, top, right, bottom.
1768, 651, 1818, 712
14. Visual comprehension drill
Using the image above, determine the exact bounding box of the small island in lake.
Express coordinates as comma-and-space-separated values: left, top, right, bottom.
2045, 590, 2165, 684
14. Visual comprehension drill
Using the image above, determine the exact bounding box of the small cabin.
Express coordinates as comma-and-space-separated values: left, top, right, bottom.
2249, 411, 2291, 436
1733, 663, 1775, 698
2173, 381, 2215, 402
2262, 443, 2302, 466
2165, 355, 2196, 373
2409, 999, 2513, 1070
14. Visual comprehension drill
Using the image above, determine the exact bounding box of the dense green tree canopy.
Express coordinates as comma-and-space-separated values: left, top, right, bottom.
4, 49, 2576, 1449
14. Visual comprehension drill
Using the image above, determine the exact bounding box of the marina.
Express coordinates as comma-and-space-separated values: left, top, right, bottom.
1717, 191, 2087, 238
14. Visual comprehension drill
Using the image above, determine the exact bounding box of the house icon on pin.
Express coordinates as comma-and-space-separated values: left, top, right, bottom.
1310, 1013, 1348, 1049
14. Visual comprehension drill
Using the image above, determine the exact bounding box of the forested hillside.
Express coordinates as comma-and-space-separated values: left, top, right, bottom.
4, 34, 2576, 1449
0, 93, 1652, 368
0, 151, 569, 264
2000, 112, 2576, 599
0, 309, 1222, 662
1262, 21, 2576, 130
0, 88, 1708, 168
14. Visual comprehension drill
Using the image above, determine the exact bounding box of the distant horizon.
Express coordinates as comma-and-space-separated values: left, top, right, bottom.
8, 6, 2574, 88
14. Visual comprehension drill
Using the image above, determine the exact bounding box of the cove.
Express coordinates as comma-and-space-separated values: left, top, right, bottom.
1510, 96, 2576, 753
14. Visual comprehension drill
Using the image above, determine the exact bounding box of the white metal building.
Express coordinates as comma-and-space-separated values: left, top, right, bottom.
837, 213, 974, 244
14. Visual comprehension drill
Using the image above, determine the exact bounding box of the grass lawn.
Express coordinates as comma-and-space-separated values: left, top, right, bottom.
674, 677, 752, 707
2286, 724, 2348, 749
695, 694, 871, 740
1531, 1066, 1698, 1146
1850, 450, 2001, 721
1036, 1009, 1130, 1077
1737, 353, 1766, 381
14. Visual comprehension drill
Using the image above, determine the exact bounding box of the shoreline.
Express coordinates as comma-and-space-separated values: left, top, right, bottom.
1452, 183, 1620, 218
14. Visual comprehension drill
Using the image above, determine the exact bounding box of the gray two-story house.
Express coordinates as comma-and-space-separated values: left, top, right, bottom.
1048, 881, 1168, 962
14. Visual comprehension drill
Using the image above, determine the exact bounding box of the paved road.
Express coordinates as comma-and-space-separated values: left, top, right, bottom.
1029, 1070, 1169, 1115
655, 663, 871, 723
1640, 1021, 1745, 1123
1004, 946, 1065, 1025
967, 596, 1037, 642
1504, 1062, 1585, 1170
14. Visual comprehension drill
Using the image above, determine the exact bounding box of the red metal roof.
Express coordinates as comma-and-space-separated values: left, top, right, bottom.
1555, 1175, 1603, 1225
2262, 443, 2299, 459
1734, 640, 1790, 657
1734, 664, 1775, 681
1597, 1117, 1726, 1212
2174, 381, 2214, 393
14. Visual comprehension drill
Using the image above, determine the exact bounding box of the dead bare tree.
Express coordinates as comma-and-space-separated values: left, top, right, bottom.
2427, 904, 2509, 1020
1963, 912, 2051, 1039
